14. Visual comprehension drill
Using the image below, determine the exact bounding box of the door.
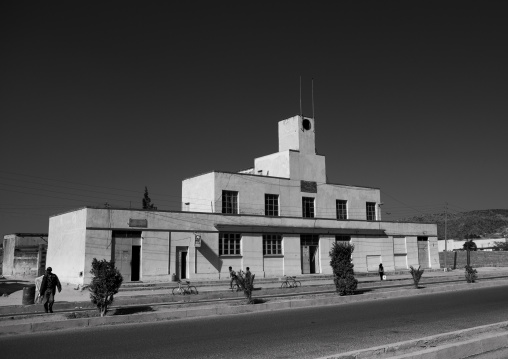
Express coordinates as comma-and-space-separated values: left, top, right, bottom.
418, 237, 429, 269
131, 245, 141, 281
301, 245, 310, 274
309, 246, 318, 274
176, 247, 188, 280
181, 251, 187, 279
301, 235, 319, 274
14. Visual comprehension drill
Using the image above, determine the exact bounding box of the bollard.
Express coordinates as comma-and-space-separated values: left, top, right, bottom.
22, 286, 36, 305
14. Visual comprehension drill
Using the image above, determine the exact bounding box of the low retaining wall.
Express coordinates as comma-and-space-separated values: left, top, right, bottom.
440, 251, 508, 269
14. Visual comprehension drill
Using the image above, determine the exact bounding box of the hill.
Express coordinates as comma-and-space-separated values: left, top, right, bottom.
400, 209, 508, 240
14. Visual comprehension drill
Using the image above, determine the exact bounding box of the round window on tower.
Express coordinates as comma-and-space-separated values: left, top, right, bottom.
302, 119, 312, 131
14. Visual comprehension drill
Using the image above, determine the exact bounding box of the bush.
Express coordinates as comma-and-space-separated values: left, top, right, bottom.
329, 241, 358, 296
89, 258, 123, 317
233, 270, 255, 304
409, 265, 424, 289
464, 265, 478, 283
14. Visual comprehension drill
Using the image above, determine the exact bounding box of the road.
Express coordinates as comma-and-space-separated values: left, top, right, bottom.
2, 285, 508, 358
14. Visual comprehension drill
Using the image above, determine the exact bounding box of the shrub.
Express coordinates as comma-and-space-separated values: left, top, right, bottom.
233, 270, 255, 304
89, 258, 123, 317
409, 265, 424, 289
464, 265, 478, 283
329, 241, 358, 296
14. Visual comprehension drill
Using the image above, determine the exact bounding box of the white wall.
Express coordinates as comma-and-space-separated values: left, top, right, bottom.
47, 208, 87, 285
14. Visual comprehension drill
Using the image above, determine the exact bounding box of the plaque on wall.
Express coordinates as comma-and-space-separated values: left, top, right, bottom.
195, 234, 202, 247
301, 180, 317, 193
128, 219, 148, 228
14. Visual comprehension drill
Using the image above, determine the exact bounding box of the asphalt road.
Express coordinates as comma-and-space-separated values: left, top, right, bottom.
3, 285, 508, 359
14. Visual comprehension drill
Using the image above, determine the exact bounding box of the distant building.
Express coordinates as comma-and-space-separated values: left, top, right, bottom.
438, 238, 507, 252
47, 115, 438, 285
2, 233, 48, 277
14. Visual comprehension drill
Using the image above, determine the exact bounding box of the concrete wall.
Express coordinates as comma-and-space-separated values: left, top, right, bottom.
47, 209, 87, 285
182, 172, 215, 213
2, 234, 48, 277
84, 229, 111, 284
289, 151, 326, 183
438, 238, 507, 252
254, 151, 290, 178
440, 251, 508, 268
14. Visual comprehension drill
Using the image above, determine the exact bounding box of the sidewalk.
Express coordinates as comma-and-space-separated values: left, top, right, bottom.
2, 267, 508, 309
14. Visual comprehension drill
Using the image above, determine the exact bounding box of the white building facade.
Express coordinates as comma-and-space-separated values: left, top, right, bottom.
47, 115, 439, 285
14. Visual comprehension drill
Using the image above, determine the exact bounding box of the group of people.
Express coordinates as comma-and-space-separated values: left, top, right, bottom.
35, 267, 62, 313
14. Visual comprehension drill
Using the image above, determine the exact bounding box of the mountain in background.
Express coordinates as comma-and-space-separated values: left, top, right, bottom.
400, 209, 508, 240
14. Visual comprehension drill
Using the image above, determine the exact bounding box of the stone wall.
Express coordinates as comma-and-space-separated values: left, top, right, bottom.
440, 251, 508, 269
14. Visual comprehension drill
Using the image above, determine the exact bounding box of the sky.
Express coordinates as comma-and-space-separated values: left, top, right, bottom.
1, 1, 507, 235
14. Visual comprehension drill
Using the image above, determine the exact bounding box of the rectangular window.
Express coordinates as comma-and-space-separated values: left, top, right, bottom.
366, 202, 376, 221
263, 234, 282, 255
302, 197, 315, 218
222, 191, 238, 214
219, 233, 241, 256
265, 194, 279, 216
335, 235, 351, 242
336, 200, 348, 220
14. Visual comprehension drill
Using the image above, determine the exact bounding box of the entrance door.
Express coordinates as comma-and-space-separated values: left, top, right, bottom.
309, 246, 318, 274
301, 235, 319, 274
418, 237, 429, 269
181, 251, 187, 279
131, 245, 141, 281
176, 247, 188, 280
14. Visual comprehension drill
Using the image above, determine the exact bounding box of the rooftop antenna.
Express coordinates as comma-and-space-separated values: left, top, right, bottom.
312, 77, 315, 119
299, 75, 303, 119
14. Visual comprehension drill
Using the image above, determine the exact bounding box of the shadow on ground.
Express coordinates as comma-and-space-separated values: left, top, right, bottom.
113, 306, 154, 316
0, 281, 33, 296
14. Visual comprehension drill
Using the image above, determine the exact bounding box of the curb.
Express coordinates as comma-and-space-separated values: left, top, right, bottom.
316, 321, 508, 359
1, 279, 508, 336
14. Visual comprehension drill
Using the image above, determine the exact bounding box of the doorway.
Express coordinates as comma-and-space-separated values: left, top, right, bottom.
301, 235, 319, 274
176, 247, 188, 279
417, 236, 429, 269
131, 245, 141, 281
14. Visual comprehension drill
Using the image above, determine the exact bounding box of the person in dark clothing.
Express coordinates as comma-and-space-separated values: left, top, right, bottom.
39, 267, 62, 313
228, 266, 237, 289
378, 263, 384, 281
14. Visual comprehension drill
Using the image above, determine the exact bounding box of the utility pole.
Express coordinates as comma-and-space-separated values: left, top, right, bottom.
444, 202, 448, 271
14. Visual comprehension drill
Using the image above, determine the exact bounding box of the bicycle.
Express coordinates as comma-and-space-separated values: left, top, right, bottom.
280, 275, 301, 289
172, 280, 198, 295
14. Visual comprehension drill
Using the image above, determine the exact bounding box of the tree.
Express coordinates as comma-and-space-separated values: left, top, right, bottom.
463, 240, 477, 251
89, 258, 123, 317
142, 186, 156, 210
329, 241, 358, 296
493, 241, 508, 251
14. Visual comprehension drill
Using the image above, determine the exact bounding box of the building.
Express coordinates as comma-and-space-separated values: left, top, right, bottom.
47, 115, 438, 285
2, 233, 48, 277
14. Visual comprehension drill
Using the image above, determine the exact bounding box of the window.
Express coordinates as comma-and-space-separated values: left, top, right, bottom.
336, 200, 348, 220
222, 191, 238, 214
265, 194, 279, 216
219, 233, 241, 255
263, 234, 282, 255
302, 197, 315, 218
366, 202, 376, 221
335, 235, 351, 242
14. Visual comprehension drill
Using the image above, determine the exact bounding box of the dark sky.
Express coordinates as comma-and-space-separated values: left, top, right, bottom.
1, 1, 507, 234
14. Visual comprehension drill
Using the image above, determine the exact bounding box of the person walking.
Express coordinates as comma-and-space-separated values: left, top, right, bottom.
378, 263, 384, 281
39, 267, 62, 313
228, 266, 237, 289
